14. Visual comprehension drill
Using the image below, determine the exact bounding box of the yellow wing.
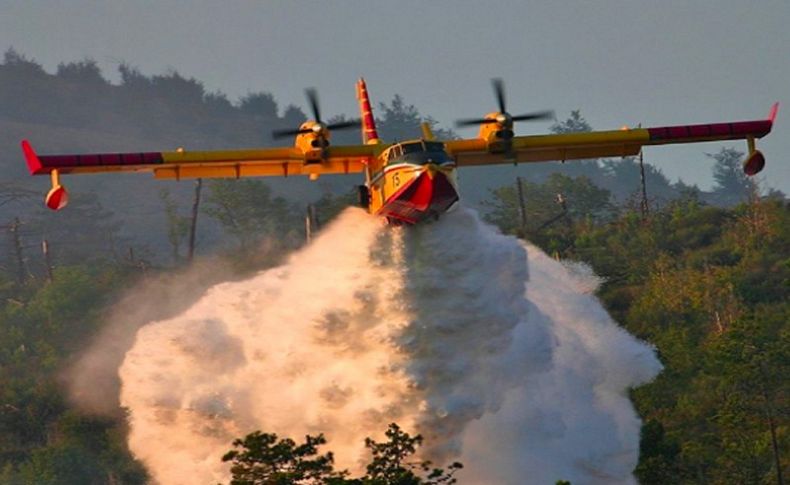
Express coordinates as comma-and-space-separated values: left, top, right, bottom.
445, 104, 777, 168
23, 141, 379, 180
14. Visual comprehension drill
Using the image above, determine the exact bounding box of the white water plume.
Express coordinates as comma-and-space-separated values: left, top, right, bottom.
116, 207, 661, 484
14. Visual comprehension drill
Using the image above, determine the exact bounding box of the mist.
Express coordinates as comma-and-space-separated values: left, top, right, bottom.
73, 207, 661, 484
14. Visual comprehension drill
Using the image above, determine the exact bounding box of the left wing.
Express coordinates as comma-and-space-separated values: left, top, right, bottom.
445, 103, 777, 173
22, 141, 376, 180
22, 140, 380, 210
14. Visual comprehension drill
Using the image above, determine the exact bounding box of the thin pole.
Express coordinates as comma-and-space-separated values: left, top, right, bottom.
10, 218, 26, 285
187, 179, 202, 262
516, 177, 528, 235
42, 239, 53, 283
638, 150, 649, 217
305, 204, 313, 244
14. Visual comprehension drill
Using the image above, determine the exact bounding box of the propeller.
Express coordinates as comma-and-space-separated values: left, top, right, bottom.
272, 88, 361, 141
455, 78, 554, 129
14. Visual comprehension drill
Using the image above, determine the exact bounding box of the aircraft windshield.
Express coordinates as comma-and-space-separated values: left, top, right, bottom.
389, 141, 449, 165
424, 141, 444, 153
401, 142, 424, 155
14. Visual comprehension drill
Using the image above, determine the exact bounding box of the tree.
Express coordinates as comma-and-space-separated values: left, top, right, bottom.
549, 110, 591, 134
363, 423, 462, 485
311, 190, 359, 227
483, 173, 614, 252
159, 188, 190, 264
0, 48, 51, 123
0, 263, 147, 485
601, 157, 679, 205
118, 63, 151, 91
202, 179, 298, 254
634, 419, 681, 484
376, 95, 456, 142
18, 444, 105, 485
282, 105, 308, 132
222, 432, 346, 485
149, 70, 206, 109
1, 48, 46, 76
709, 148, 753, 207
222, 424, 462, 485
55, 59, 104, 86
705, 309, 789, 485
28, 192, 125, 268
240, 92, 279, 119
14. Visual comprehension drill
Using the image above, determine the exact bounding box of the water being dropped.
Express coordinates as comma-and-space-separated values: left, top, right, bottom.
117, 207, 661, 485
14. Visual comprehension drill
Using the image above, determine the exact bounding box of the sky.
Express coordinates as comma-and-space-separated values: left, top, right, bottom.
2, 0, 788, 191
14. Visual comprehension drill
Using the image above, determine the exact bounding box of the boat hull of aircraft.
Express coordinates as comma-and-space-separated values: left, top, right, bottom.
377, 167, 459, 224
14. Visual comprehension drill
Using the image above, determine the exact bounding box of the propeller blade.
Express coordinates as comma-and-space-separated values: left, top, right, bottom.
271, 127, 312, 139
327, 119, 362, 131
456, 78, 554, 137
305, 88, 322, 124
272, 88, 360, 142
493, 78, 506, 114
455, 118, 498, 128
511, 110, 555, 122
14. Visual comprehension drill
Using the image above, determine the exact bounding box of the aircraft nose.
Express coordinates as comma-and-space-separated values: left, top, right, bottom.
425, 163, 439, 179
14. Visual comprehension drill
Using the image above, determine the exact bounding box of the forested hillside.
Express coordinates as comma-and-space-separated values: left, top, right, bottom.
0, 50, 786, 483
485, 182, 788, 484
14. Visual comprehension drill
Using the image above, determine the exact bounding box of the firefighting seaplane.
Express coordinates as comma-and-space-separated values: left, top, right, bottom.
22, 79, 777, 225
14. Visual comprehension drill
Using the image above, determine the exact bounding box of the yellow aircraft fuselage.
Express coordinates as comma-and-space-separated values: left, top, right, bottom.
363, 140, 459, 224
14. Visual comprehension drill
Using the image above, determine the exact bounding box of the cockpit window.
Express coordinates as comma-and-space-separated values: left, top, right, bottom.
386, 141, 451, 165
387, 145, 402, 161
424, 141, 444, 153
401, 142, 423, 155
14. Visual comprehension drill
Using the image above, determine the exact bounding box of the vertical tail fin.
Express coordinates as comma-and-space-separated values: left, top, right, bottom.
356, 78, 380, 145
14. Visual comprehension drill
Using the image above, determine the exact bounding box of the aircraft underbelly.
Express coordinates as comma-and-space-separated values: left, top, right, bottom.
378, 170, 459, 224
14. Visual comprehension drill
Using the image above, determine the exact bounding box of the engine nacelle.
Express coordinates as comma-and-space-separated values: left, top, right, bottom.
477, 113, 504, 141
476, 113, 515, 154
294, 121, 330, 160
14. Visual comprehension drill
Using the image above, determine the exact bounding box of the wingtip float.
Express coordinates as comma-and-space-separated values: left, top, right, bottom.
20, 82, 778, 223
739, 102, 779, 176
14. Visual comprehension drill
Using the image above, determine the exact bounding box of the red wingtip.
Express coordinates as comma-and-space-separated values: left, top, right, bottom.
21, 140, 45, 175
768, 102, 779, 123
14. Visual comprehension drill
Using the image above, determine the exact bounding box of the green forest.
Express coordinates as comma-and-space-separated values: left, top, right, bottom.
0, 51, 787, 484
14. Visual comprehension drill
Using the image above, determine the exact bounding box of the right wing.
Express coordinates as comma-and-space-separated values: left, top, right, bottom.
445, 103, 778, 171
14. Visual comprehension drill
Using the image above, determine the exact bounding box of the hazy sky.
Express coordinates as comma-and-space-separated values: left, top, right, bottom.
2, 0, 788, 191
